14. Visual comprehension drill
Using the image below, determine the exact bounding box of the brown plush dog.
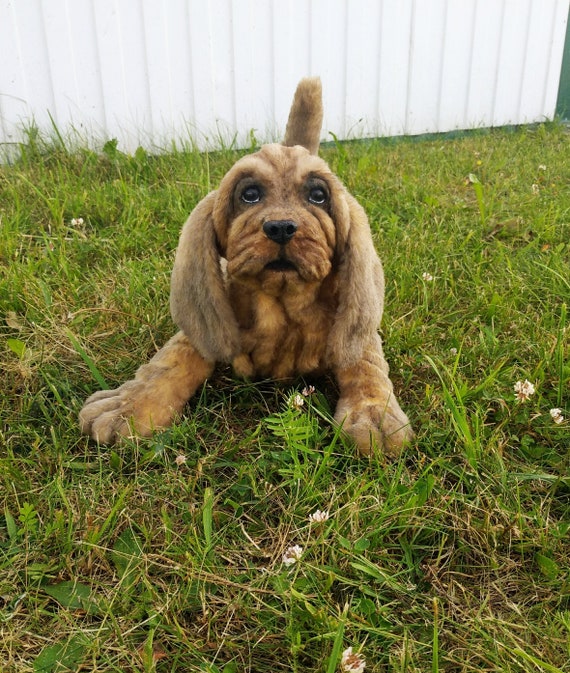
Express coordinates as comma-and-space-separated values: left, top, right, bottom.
80, 78, 413, 456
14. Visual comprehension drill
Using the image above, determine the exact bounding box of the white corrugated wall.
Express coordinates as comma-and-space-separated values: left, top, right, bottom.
0, 0, 568, 154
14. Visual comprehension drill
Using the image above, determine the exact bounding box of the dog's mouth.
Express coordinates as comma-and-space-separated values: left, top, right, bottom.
264, 259, 297, 272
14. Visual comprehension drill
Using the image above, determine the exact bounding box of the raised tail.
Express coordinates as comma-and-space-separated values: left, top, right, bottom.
283, 77, 323, 155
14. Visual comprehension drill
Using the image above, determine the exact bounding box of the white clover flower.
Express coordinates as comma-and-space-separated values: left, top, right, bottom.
549, 408, 564, 424
341, 647, 366, 673
538, 164, 547, 171
302, 384, 316, 397
174, 454, 187, 466
70, 217, 84, 226
531, 183, 540, 195
308, 509, 330, 524
290, 394, 305, 410
449, 347, 458, 356
282, 545, 303, 566
422, 272, 434, 282
514, 379, 535, 402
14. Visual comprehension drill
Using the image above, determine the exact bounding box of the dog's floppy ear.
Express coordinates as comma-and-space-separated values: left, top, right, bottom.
283, 77, 323, 155
327, 193, 385, 368
170, 192, 241, 363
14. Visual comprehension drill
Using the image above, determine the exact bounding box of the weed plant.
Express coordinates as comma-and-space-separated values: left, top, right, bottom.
1, 124, 569, 672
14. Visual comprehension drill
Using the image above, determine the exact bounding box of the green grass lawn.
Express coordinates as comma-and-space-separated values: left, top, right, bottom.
1, 124, 569, 672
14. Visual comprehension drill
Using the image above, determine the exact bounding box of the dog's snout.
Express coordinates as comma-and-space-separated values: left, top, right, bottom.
263, 220, 298, 244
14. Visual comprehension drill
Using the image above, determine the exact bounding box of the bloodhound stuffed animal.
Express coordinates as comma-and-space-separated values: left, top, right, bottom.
80, 78, 413, 456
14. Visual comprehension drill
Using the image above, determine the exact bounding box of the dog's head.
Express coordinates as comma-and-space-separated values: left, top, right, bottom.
171, 78, 384, 368
211, 144, 349, 294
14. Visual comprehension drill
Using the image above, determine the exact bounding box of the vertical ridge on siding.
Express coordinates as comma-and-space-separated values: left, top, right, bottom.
341, 0, 349, 139
404, 0, 415, 135
490, 0, 506, 126
183, 0, 197, 133
62, 0, 75, 124
516, 0, 533, 123
17, 1, 56, 132
0, 2, 23, 147
87, 0, 107, 136
434, 0, 448, 133
186, 1, 213, 146
374, 1, 384, 127
462, 0, 477, 131
226, 0, 238, 133
540, 1, 559, 118
111, 0, 127, 134
139, 0, 154, 143
376, 1, 413, 136
38, 2, 56, 124
268, 0, 276, 132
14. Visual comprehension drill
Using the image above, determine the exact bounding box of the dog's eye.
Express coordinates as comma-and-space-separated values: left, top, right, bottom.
308, 186, 328, 205
240, 185, 262, 204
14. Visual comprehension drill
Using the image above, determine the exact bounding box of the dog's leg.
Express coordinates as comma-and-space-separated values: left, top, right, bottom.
333, 335, 413, 457
79, 331, 214, 444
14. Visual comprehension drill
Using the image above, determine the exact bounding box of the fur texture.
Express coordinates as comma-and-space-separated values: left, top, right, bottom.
80, 77, 413, 456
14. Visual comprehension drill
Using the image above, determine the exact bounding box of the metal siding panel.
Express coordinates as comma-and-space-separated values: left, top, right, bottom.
521, 1, 561, 121
0, 2, 29, 147
492, 0, 531, 126
344, 1, 384, 139
465, 0, 504, 129
377, 0, 413, 136
40, 3, 76, 128
64, 0, 107, 137
271, 0, 312, 140
160, 0, 192, 140
140, 0, 174, 148
230, 0, 254, 135
546, 0, 570, 115
11, 0, 56, 130
406, 0, 448, 135
91, 1, 129, 145
439, 0, 477, 132
114, 0, 153, 146
231, 0, 275, 144
556, 0, 570, 117
1, 0, 570, 153
306, 0, 349, 138
186, 1, 216, 145
163, 0, 196, 144
210, 0, 236, 144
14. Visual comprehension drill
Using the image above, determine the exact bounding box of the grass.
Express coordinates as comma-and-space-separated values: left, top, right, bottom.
1, 122, 569, 672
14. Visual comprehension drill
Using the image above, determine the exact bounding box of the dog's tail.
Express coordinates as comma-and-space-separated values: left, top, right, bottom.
283, 77, 323, 155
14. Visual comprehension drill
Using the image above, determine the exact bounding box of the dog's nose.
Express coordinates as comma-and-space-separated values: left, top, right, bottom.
262, 220, 298, 244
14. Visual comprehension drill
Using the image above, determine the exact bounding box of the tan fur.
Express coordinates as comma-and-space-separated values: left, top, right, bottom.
80, 77, 413, 455
283, 77, 323, 155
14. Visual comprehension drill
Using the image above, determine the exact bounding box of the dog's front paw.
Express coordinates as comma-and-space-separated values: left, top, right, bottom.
335, 398, 414, 458
79, 381, 176, 444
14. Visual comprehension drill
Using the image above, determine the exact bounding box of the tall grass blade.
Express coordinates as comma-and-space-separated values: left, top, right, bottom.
67, 329, 108, 389
555, 303, 567, 407
424, 354, 479, 468
326, 612, 346, 673
510, 648, 565, 673
202, 487, 214, 550
432, 597, 439, 673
